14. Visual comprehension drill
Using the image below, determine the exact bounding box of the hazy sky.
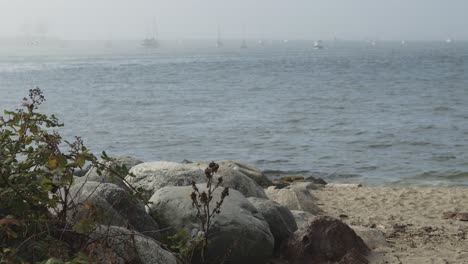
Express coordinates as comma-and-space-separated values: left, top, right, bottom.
0, 0, 466, 41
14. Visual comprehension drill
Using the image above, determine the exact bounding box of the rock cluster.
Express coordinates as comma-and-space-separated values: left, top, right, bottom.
68, 157, 371, 263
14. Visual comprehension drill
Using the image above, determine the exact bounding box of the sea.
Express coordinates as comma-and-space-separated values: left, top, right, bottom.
1, 40, 468, 186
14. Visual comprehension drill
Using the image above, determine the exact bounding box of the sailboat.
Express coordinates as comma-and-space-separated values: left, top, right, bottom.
240, 39, 248, 49
141, 19, 159, 48
216, 25, 223, 48
314, 40, 324, 49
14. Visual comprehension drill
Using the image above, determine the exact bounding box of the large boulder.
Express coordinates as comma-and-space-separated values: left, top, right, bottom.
350, 226, 388, 249
265, 185, 322, 214
76, 155, 143, 189
87, 225, 177, 264
68, 181, 160, 240
247, 197, 298, 251
196, 160, 272, 187
290, 210, 315, 229
148, 184, 275, 264
127, 161, 267, 198
281, 216, 370, 264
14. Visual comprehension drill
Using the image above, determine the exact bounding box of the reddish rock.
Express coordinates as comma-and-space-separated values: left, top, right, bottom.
281, 216, 370, 264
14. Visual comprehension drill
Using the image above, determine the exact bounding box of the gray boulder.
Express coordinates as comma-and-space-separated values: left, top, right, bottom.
265, 186, 322, 214
87, 225, 177, 264
197, 160, 272, 187
290, 210, 315, 229
281, 216, 370, 263
148, 184, 275, 264
350, 226, 388, 249
127, 161, 267, 198
77, 155, 143, 189
247, 197, 298, 251
68, 181, 160, 240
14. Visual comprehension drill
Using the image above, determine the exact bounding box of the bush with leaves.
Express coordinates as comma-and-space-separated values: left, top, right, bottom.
0, 88, 151, 263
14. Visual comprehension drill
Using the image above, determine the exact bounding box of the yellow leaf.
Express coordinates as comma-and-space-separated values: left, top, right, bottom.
48, 159, 58, 169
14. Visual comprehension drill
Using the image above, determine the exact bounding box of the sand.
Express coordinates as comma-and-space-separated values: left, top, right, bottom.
311, 185, 468, 264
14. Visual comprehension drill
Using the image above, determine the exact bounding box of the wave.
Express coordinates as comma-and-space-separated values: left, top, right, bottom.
263, 169, 362, 180
411, 171, 468, 181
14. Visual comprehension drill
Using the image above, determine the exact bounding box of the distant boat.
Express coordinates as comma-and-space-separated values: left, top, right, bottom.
240, 39, 248, 49
446, 38, 453, 44
401, 40, 406, 45
216, 25, 223, 48
314, 40, 324, 49
258, 39, 265, 47
141, 38, 159, 48
142, 19, 159, 48
283, 39, 289, 43
370, 40, 377, 46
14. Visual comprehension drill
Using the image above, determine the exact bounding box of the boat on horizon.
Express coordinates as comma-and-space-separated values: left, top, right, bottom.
142, 19, 160, 48
216, 25, 223, 48
240, 39, 248, 49
314, 40, 324, 49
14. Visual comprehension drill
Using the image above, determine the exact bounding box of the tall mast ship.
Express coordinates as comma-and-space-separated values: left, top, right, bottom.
216, 25, 223, 48
142, 19, 159, 48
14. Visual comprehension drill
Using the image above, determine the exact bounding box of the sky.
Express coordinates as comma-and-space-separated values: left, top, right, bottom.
0, 0, 466, 41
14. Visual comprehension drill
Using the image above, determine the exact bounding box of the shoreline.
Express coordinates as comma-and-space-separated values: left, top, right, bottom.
309, 184, 468, 263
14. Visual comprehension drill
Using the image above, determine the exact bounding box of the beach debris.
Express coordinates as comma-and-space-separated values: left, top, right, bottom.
280, 216, 370, 263
340, 214, 350, 219
442, 211, 468, 221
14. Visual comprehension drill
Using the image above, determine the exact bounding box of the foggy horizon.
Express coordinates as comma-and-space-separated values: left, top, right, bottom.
1, 0, 467, 42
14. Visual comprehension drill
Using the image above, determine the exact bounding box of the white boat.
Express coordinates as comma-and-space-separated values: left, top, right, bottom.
314, 40, 324, 49
240, 39, 248, 49
216, 26, 223, 48
142, 19, 159, 48
446, 38, 453, 44
141, 38, 159, 48
401, 40, 406, 45
258, 39, 265, 47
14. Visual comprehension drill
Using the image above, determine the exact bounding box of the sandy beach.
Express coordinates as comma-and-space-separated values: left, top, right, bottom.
311, 185, 468, 264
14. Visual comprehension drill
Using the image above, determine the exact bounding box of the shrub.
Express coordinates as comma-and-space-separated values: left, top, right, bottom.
0, 88, 149, 262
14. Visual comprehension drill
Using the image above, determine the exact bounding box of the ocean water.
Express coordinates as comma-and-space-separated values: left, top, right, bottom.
1, 41, 468, 186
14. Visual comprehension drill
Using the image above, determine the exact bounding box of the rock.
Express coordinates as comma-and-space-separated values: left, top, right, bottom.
247, 197, 298, 251
290, 181, 319, 190
127, 161, 267, 198
195, 160, 272, 187
281, 216, 370, 264
78, 155, 143, 189
68, 182, 160, 240
305, 176, 327, 185
271, 179, 290, 189
148, 184, 274, 264
265, 186, 322, 215
87, 225, 177, 264
278, 176, 304, 183
291, 210, 315, 229
350, 226, 388, 249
